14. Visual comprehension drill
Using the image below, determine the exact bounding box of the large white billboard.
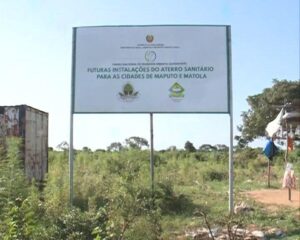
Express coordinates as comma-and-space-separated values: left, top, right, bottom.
72, 25, 231, 113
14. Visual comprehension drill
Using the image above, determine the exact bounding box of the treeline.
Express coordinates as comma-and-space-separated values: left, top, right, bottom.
56, 136, 229, 153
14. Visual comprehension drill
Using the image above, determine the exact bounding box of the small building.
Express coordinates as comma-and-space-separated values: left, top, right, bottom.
0, 105, 48, 181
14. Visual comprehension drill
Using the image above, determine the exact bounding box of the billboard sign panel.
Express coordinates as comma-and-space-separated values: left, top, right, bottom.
72, 25, 231, 113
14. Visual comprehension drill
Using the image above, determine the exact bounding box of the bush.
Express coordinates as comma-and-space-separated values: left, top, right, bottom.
154, 181, 194, 215
234, 147, 262, 168
124, 215, 161, 240
0, 138, 48, 240
202, 168, 228, 181
247, 154, 268, 173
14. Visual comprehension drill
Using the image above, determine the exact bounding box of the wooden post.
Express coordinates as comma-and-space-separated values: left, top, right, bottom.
268, 159, 270, 188
285, 122, 288, 164
285, 121, 290, 201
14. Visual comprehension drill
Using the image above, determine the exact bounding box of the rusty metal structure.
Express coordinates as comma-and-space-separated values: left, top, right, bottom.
0, 105, 48, 181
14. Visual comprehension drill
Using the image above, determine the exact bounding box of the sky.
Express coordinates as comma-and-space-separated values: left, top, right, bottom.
0, 0, 299, 150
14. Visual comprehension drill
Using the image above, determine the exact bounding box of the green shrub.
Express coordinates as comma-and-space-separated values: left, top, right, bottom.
202, 168, 228, 181
234, 147, 262, 168
188, 152, 206, 161
124, 215, 161, 240
247, 154, 268, 173
154, 181, 194, 215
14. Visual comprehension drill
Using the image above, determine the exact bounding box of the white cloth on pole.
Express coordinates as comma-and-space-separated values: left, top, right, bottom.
265, 108, 284, 138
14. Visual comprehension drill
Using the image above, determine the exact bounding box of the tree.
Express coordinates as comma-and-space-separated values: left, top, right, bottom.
107, 142, 123, 152
82, 146, 92, 152
125, 137, 149, 150
234, 132, 248, 149
199, 144, 216, 152
238, 79, 300, 144
48, 147, 54, 151
184, 141, 196, 152
56, 141, 69, 151
214, 144, 229, 151
167, 145, 177, 151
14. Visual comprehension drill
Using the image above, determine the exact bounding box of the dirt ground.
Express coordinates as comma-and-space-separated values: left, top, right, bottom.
245, 188, 300, 209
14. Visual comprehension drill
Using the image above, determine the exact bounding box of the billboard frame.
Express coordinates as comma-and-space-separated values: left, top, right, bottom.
69, 24, 234, 212
71, 24, 231, 114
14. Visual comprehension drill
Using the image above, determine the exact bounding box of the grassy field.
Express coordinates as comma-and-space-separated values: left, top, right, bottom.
0, 138, 299, 239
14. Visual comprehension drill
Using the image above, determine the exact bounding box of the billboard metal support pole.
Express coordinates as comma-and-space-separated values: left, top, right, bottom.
229, 111, 234, 213
150, 113, 154, 193
69, 113, 74, 206
227, 26, 234, 213
69, 28, 76, 206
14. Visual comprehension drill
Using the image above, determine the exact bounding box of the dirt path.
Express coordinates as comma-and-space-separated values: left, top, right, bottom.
245, 188, 300, 208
